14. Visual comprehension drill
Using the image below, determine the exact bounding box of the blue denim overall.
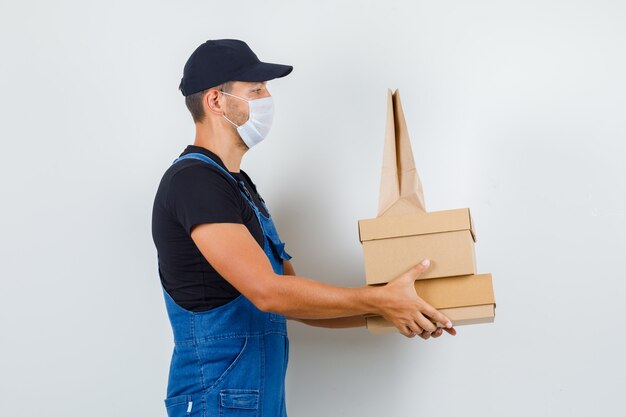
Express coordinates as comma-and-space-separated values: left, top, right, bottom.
162, 153, 292, 417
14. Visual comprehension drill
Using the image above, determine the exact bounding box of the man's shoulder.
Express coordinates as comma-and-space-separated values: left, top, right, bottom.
166, 158, 237, 187
154, 159, 240, 209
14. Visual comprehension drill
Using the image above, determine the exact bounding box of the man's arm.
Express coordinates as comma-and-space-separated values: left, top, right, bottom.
190, 222, 455, 338
282, 259, 366, 328
283, 260, 447, 338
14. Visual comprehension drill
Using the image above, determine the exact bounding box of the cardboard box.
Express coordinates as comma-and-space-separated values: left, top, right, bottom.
358, 208, 477, 285
357, 89, 477, 286
364, 273, 496, 334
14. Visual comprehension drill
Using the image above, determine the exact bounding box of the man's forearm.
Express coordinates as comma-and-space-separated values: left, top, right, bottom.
259, 273, 380, 320
289, 315, 366, 328
257, 260, 378, 321
281, 260, 368, 326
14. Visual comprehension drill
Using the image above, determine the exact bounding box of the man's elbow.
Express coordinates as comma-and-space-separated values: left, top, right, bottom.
253, 294, 275, 314
245, 273, 282, 314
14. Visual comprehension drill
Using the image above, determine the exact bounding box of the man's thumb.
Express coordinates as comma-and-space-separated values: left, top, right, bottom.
410, 259, 430, 279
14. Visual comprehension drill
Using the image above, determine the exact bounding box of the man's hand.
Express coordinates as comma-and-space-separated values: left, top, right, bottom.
374, 259, 457, 339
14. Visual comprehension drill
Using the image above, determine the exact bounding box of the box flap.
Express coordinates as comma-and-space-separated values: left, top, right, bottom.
358, 208, 476, 242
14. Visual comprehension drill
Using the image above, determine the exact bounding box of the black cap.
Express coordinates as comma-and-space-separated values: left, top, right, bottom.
179, 39, 293, 96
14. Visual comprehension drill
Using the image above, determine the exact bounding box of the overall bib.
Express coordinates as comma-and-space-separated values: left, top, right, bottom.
162, 153, 292, 417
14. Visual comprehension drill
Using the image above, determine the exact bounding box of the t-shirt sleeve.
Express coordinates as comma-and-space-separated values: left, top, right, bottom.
168, 165, 243, 234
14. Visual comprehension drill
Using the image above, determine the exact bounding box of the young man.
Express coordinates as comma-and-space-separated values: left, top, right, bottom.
151, 39, 455, 417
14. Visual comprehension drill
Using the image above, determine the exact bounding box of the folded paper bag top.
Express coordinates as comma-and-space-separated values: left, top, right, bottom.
377, 88, 426, 217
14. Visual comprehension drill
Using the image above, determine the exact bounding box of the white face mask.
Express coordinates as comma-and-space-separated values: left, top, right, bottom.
221, 90, 274, 148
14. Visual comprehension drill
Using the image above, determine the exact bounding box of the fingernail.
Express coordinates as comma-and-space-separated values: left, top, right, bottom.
446, 321, 453, 328
421, 259, 430, 267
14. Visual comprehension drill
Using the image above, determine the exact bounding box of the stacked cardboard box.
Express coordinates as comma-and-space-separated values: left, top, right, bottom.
358, 89, 496, 334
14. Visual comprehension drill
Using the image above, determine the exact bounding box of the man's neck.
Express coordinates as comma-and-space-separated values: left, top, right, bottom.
193, 124, 247, 173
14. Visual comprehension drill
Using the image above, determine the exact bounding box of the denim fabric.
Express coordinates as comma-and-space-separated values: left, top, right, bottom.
162, 152, 292, 417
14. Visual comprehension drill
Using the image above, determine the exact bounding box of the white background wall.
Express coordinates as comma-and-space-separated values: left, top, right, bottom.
1, 1, 625, 416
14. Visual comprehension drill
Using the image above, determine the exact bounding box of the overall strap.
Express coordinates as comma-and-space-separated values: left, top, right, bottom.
172, 153, 236, 183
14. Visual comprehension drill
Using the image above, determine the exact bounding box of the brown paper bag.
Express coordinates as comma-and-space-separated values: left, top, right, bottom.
377, 88, 426, 217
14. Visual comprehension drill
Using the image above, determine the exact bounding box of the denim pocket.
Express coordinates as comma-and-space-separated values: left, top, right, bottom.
219, 389, 259, 417
164, 394, 196, 417
199, 336, 249, 394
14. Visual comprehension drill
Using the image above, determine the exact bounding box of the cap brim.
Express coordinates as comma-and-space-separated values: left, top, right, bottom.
232, 61, 293, 82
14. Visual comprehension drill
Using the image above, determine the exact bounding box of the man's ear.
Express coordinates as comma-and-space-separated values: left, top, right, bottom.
204, 89, 224, 116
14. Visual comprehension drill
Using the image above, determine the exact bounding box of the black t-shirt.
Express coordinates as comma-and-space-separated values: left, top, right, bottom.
151, 144, 277, 312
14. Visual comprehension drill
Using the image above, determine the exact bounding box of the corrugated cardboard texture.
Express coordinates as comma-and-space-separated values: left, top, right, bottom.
366, 304, 495, 335
362, 229, 477, 285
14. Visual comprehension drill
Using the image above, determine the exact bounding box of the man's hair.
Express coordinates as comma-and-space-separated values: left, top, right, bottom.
184, 81, 234, 123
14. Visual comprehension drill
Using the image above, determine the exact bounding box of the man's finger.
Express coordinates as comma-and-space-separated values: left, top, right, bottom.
414, 312, 438, 333
396, 322, 416, 338
406, 321, 423, 337
410, 259, 430, 279
443, 326, 457, 336
421, 304, 453, 329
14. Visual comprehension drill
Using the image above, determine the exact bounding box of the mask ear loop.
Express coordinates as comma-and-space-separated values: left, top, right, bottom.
220, 89, 245, 128
222, 113, 240, 128
220, 90, 249, 102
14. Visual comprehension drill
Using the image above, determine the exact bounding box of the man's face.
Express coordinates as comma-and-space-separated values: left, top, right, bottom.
220, 81, 271, 126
